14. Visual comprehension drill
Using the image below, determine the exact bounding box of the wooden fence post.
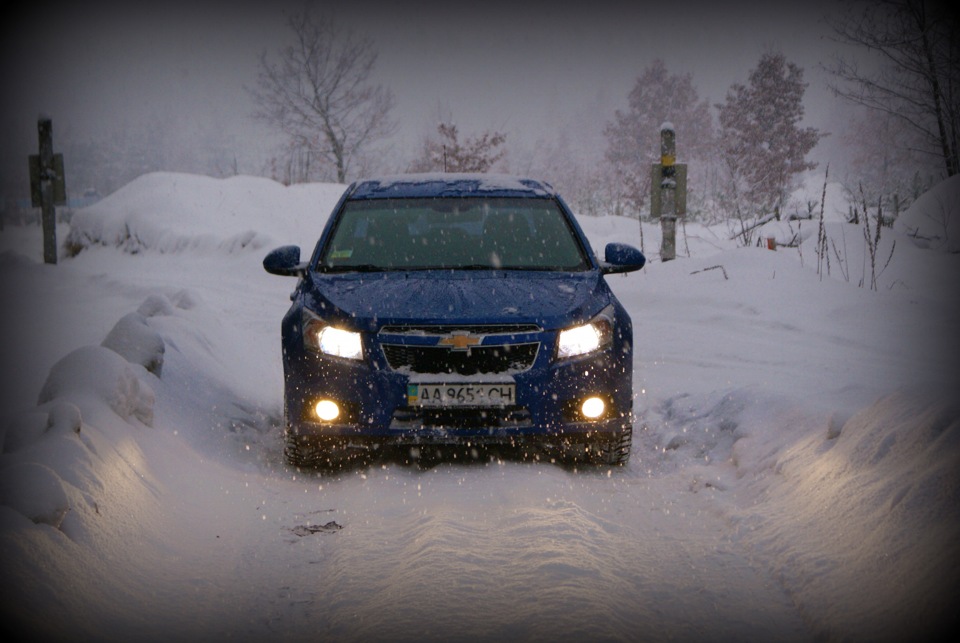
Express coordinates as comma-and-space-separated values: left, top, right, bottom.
29, 117, 66, 264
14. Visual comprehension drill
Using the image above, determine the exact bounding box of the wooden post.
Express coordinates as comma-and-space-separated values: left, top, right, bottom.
659, 122, 677, 262
29, 117, 66, 264
39, 118, 57, 264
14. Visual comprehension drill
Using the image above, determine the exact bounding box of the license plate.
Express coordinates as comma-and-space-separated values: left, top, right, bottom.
408, 383, 516, 408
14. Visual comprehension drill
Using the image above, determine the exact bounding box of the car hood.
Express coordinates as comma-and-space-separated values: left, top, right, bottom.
303, 271, 608, 332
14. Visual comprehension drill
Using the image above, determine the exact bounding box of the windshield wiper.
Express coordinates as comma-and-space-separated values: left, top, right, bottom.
322, 264, 389, 273
322, 264, 578, 273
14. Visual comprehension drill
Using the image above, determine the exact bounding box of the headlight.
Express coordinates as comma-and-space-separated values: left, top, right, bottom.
581, 396, 606, 419
314, 399, 341, 421
557, 307, 614, 359
303, 312, 363, 360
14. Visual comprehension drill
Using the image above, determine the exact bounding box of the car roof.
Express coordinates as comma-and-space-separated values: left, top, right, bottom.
345, 173, 557, 200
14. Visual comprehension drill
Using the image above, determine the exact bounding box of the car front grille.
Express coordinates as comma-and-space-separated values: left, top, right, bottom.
381, 343, 539, 375
379, 324, 542, 375
379, 324, 542, 336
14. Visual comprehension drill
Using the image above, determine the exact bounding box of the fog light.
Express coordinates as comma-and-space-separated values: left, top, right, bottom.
581, 397, 605, 419
315, 400, 340, 422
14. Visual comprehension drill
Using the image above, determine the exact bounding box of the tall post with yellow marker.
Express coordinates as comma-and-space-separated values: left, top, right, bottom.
658, 122, 677, 262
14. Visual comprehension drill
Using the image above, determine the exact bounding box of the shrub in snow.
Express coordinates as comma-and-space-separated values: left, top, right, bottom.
46, 400, 84, 436
2, 411, 48, 453
2, 401, 82, 454
136, 293, 177, 318
37, 346, 155, 427
101, 312, 165, 377
168, 289, 200, 311
0, 462, 70, 528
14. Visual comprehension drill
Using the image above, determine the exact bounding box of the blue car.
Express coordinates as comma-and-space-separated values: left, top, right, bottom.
263, 174, 645, 468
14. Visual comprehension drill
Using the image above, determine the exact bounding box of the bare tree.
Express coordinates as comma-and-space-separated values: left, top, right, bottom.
825, 0, 959, 177
409, 122, 506, 173
250, 9, 396, 183
839, 105, 940, 216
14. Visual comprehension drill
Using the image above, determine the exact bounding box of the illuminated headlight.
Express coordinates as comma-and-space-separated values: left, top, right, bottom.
315, 399, 341, 422
303, 312, 363, 360
317, 327, 363, 359
581, 397, 606, 419
557, 306, 614, 359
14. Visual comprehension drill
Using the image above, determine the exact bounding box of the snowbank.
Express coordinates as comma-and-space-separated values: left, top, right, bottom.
1, 312, 161, 559
733, 390, 960, 641
894, 174, 960, 252
63, 172, 345, 256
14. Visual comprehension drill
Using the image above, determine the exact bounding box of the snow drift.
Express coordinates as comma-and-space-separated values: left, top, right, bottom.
894, 174, 960, 253
63, 172, 345, 256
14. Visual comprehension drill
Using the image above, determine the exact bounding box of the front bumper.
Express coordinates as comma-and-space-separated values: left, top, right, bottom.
282, 341, 632, 444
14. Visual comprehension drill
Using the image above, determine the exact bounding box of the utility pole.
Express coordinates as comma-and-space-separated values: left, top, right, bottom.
29, 116, 66, 264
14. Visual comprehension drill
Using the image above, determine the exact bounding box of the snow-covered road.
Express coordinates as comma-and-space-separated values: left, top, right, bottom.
135, 442, 810, 642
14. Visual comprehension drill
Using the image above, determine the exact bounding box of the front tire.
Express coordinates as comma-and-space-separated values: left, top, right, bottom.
284, 431, 325, 468
284, 430, 374, 471
597, 423, 632, 465
561, 424, 633, 466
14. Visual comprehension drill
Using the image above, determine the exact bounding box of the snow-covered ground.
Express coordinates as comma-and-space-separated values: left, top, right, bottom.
1, 172, 958, 641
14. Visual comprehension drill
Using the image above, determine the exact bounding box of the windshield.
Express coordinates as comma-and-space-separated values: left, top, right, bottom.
318, 197, 590, 272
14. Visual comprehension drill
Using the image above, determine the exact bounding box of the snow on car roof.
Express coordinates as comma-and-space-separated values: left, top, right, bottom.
346, 173, 556, 199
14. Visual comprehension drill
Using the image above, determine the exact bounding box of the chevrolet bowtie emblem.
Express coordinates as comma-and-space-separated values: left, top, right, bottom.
438, 331, 483, 351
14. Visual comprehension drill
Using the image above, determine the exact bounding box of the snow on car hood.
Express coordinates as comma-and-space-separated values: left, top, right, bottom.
302, 270, 608, 331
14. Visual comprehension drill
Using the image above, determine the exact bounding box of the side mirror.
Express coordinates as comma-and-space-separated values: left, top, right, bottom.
263, 245, 307, 277
601, 243, 646, 274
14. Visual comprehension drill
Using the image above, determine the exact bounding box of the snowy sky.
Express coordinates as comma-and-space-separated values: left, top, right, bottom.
1, 0, 853, 181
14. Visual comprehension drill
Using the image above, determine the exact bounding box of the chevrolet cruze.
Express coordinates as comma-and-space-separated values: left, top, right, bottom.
263, 174, 645, 468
